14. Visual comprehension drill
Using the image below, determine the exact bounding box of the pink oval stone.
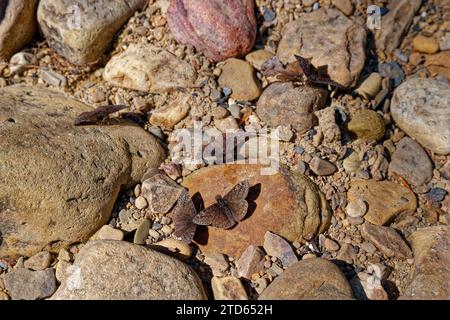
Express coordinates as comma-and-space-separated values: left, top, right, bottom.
167, 0, 257, 62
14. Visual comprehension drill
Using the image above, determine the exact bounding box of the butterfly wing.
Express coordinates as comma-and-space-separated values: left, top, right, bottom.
172, 189, 197, 244
223, 180, 250, 222
192, 203, 235, 229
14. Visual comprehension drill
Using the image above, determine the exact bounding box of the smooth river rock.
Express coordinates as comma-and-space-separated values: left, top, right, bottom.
0, 86, 165, 258
37, 0, 147, 65
391, 78, 450, 155
167, 0, 257, 62
389, 137, 433, 187
277, 8, 366, 88
104, 43, 197, 94
259, 258, 353, 300
51, 240, 207, 300
182, 164, 331, 258
0, 0, 39, 60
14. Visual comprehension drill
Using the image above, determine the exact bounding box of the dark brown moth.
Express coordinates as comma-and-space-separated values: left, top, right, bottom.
192, 179, 250, 229
73, 105, 127, 126
261, 55, 345, 89
172, 189, 198, 244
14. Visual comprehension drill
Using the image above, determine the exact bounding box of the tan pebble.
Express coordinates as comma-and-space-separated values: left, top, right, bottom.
301, 253, 317, 260
134, 196, 148, 210
148, 238, 192, 261
413, 35, 440, 54
355, 73, 382, 100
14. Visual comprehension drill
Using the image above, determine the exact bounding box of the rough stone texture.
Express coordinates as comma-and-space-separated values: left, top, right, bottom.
0, 0, 39, 60
51, 240, 207, 300
245, 50, 275, 71
259, 258, 353, 300
211, 276, 248, 300
263, 232, 298, 268
347, 109, 385, 141
389, 137, 433, 187
167, 0, 257, 62
37, 0, 147, 65
24, 252, 53, 271
3, 268, 57, 300
401, 226, 450, 300
182, 164, 331, 258
103, 43, 197, 94
236, 245, 265, 279
361, 223, 412, 259
256, 82, 328, 133
332, 0, 354, 16
347, 180, 417, 226
218, 58, 262, 101
309, 157, 338, 176
375, 0, 422, 54
425, 51, 450, 82
0, 86, 165, 258
391, 78, 450, 155
141, 173, 184, 214
277, 8, 366, 88
95, 225, 124, 241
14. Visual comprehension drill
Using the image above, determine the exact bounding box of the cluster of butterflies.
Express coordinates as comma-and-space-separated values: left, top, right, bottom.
172, 179, 250, 244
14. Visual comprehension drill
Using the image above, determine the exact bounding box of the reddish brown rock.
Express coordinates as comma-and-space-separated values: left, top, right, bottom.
167, 0, 257, 62
181, 164, 331, 258
347, 180, 417, 226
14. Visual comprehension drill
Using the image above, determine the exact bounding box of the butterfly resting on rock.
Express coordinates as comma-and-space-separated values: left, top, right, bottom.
173, 180, 250, 244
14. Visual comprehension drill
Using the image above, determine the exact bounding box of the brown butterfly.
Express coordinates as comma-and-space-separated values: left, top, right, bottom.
74, 105, 127, 126
172, 189, 198, 244
192, 180, 250, 229
261, 55, 345, 89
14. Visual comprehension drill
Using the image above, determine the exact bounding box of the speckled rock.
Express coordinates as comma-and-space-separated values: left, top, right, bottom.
389, 137, 433, 187
37, 0, 147, 65
263, 231, 298, 268
0, 86, 165, 258
347, 109, 385, 141
391, 78, 450, 155
236, 245, 265, 279
211, 276, 248, 300
259, 258, 353, 300
245, 50, 275, 71
375, 0, 422, 54
182, 164, 331, 258
24, 252, 53, 271
361, 222, 412, 259
51, 240, 206, 300
3, 268, 57, 300
148, 238, 192, 261
256, 82, 328, 133
0, 0, 39, 60
218, 58, 261, 101
277, 8, 366, 88
104, 43, 196, 94
347, 180, 417, 226
401, 226, 450, 300
167, 0, 256, 62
